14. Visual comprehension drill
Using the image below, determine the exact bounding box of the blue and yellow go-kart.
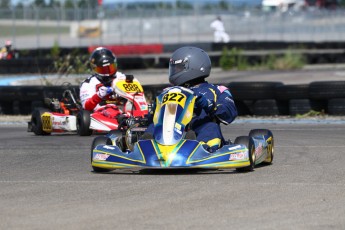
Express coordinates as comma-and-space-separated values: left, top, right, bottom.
90, 86, 274, 173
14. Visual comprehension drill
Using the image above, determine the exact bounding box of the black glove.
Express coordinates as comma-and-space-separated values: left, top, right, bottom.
116, 114, 129, 127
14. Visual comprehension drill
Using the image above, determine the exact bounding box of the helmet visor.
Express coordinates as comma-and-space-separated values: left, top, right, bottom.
169, 58, 188, 76
94, 63, 117, 76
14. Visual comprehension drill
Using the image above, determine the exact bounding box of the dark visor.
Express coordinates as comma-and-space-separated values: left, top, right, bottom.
95, 63, 117, 76
169, 59, 188, 76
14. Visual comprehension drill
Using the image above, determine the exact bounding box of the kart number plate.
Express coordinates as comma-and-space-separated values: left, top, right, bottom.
162, 92, 186, 107
116, 81, 143, 93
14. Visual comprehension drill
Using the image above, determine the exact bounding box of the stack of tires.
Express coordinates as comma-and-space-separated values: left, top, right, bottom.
1, 82, 345, 116
228, 81, 345, 116
228, 81, 287, 116
275, 84, 320, 116
309, 81, 345, 116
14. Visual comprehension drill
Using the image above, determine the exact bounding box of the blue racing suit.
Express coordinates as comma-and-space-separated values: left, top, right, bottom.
144, 82, 238, 152
189, 82, 238, 151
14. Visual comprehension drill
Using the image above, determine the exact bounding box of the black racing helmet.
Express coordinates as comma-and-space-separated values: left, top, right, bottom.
89, 47, 117, 85
169, 46, 211, 86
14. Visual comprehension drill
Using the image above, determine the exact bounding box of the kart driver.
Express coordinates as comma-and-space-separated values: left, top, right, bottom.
144, 46, 238, 152
80, 47, 128, 114
0, 40, 15, 60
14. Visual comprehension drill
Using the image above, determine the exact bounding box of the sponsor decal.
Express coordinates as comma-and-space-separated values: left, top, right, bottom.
229, 152, 246, 160
136, 97, 145, 102
103, 145, 115, 150
52, 117, 67, 126
228, 145, 243, 151
53, 121, 64, 126
185, 110, 192, 119
94, 154, 109, 161
174, 123, 182, 134
174, 127, 182, 135
255, 143, 263, 157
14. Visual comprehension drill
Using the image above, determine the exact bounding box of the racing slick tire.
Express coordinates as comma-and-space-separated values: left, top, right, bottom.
77, 110, 93, 136
328, 98, 345, 115
91, 136, 113, 173
234, 136, 255, 172
31, 108, 51, 136
249, 129, 274, 164
228, 82, 284, 100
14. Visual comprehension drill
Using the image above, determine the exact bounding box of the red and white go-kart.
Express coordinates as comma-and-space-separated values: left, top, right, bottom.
28, 75, 149, 136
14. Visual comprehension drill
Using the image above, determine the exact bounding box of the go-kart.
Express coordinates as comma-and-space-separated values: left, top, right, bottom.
28, 75, 148, 136
76, 75, 148, 136
90, 86, 274, 173
28, 86, 82, 135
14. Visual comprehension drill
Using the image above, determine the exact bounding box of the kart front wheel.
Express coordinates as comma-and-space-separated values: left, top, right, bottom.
91, 136, 113, 173
234, 136, 255, 172
249, 129, 274, 165
31, 108, 51, 136
77, 110, 93, 136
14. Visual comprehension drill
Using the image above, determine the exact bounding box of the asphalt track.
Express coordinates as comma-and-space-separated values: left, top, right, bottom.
1, 119, 345, 230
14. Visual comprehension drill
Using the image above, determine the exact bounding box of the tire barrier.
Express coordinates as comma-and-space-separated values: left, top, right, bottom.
3, 40, 345, 74
1, 81, 345, 116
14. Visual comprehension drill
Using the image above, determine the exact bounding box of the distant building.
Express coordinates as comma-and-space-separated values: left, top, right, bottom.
262, 0, 339, 13
304, 0, 338, 9
262, 0, 305, 13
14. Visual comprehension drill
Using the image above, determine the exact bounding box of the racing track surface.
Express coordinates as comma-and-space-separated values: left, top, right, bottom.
1, 121, 345, 230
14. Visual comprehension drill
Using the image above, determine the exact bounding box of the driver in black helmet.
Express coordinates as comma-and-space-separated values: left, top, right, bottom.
145, 46, 238, 152
80, 47, 127, 111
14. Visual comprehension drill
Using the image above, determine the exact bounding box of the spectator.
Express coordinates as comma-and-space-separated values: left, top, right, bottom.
0, 40, 15, 60
210, 16, 230, 43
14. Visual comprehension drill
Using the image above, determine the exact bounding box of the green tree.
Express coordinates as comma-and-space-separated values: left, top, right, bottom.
0, 0, 10, 8
34, 0, 46, 7
15, 2, 24, 9
78, 0, 88, 8
219, 0, 229, 10
48, 0, 61, 7
64, 0, 74, 9
176, 0, 193, 9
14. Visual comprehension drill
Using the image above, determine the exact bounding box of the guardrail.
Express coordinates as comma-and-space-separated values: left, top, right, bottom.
1, 81, 345, 116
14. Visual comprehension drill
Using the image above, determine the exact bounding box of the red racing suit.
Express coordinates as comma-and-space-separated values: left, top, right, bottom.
79, 72, 126, 111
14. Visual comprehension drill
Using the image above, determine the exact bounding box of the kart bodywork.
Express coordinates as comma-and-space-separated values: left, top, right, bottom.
27, 88, 81, 135
91, 86, 274, 172
28, 76, 148, 136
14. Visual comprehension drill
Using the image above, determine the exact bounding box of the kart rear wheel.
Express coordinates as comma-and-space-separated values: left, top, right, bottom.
91, 136, 113, 173
77, 110, 93, 136
249, 129, 274, 164
234, 136, 255, 172
31, 108, 51, 136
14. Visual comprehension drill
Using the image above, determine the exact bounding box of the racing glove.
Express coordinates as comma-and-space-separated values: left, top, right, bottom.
195, 94, 215, 114
97, 86, 113, 98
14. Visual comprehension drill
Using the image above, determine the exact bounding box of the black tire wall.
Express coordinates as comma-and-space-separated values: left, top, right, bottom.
1, 81, 345, 116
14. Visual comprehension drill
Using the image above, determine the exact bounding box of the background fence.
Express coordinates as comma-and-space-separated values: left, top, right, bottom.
1, 6, 345, 49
